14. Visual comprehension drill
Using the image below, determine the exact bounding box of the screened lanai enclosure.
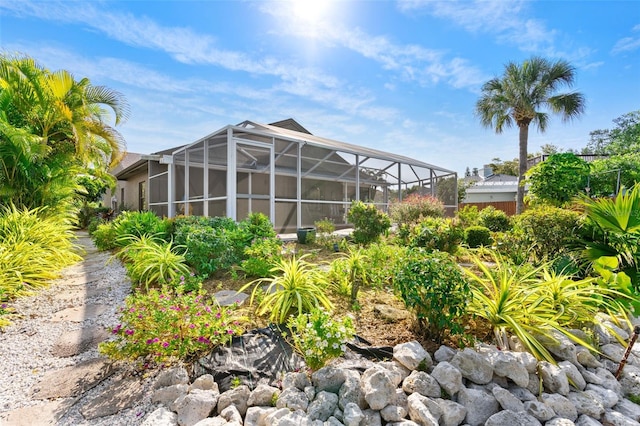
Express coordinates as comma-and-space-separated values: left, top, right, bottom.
145, 120, 457, 233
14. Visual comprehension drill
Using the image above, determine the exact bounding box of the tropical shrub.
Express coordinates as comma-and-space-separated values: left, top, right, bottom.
239, 237, 283, 278
408, 217, 464, 254
112, 211, 170, 246
91, 222, 118, 251
0, 205, 81, 300
172, 216, 244, 277
362, 242, 409, 288
394, 249, 470, 342
513, 205, 581, 263
464, 226, 492, 248
479, 206, 511, 232
239, 212, 277, 242
347, 201, 391, 245
456, 205, 480, 228
579, 185, 640, 289
116, 235, 191, 289
99, 285, 244, 364
389, 194, 445, 225
463, 252, 621, 362
242, 255, 333, 324
286, 308, 354, 370
525, 153, 590, 206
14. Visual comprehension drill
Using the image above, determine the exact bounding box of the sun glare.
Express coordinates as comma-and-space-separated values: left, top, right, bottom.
291, 0, 334, 25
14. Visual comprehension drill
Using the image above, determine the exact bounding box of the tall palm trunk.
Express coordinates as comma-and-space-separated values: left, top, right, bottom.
516, 124, 529, 214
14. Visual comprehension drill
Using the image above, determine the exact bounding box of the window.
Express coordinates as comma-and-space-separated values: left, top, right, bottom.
139, 181, 146, 211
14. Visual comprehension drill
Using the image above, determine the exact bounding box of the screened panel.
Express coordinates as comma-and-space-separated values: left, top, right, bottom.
208, 170, 226, 198
189, 201, 204, 216
275, 201, 297, 233
275, 175, 296, 199
208, 200, 226, 217
150, 161, 168, 176
208, 141, 228, 167
149, 174, 168, 203
150, 204, 168, 217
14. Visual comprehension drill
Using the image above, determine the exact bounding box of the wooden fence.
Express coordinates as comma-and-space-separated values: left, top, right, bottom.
459, 201, 517, 216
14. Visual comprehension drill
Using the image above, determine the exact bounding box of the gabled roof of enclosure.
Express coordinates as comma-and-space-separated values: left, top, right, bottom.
236, 120, 456, 177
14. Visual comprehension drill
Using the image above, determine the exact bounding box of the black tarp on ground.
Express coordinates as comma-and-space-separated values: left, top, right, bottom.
191, 326, 395, 392
191, 325, 305, 392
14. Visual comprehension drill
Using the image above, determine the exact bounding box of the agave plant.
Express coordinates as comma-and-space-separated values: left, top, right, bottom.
241, 254, 333, 324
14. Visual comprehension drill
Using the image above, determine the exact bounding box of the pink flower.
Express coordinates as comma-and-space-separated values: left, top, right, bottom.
189, 324, 195, 329
125, 329, 134, 335
162, 342, 169, 348
112, 324, 122, 334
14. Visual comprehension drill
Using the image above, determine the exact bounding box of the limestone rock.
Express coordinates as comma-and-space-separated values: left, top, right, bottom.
450, 348, 494, 385
585, 383, 619, 408
457, 386, 500, 426
524, 400, 555, 422
485, 410, 542, 426
393, 341, 432, 371
568, 391, 605, 419
492, 385, 525, 412
343, 402, 364, 426
307, 391, 338, 422
217, 385, 250, 417
312, 366, 346, 394
491, 350, 530, 388
559, 360, 587, 391
380, 405, 408, 423
244, 406, 278, 426
540, 361, 570, 396
431, 361, 463, 396
407, 393, 439, 426
175, 389, 218, 426
152, 384, 190, 407
190, 374, 217, 392
435, 398, 467, 426
276, 387, 309, 411
434, 345, 457, 363
141, 406, 178, 426
247, 384, 280, 407
541, 393, 578, 421
282, 371, 312, 390
338, 369, 366, 410
402, 370, 441, 398
154, 366, 190, 390
615, 399, 640, 421
361, 366, 395, 410
601, 410, 640, 426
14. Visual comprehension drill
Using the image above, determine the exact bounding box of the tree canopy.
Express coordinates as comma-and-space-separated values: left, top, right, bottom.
525, 153, 590, 206
0, 54, 128, 212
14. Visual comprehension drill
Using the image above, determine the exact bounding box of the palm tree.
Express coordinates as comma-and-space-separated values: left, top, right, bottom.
0, 54, 129, 169
475, 56, 585, 214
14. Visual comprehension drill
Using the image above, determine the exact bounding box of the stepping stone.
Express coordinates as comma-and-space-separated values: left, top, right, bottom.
373, 304, 411, 322
31, 357, 114, 399
51, 325, 110, 357
54, 285, 112, 302
79, 374, 144, 420
50, 304, 108, 322
213, 290, 249, 306
0, 398, 76, 426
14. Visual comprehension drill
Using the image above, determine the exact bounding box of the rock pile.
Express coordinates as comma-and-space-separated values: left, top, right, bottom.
144, 327, 640, 426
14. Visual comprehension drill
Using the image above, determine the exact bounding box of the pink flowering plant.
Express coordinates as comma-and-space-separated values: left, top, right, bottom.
286, 308, 354, 370
99, 285, 245, 364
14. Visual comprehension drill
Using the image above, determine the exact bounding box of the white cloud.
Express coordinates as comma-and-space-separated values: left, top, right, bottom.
612, 36, 640, 54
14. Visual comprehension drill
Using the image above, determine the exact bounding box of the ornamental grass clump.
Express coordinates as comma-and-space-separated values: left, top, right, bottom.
100, 285, 245, 364
241, 254, 333, 324
286, 308, 354, 370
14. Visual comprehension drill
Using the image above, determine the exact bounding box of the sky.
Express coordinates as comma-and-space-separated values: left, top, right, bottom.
1, 0, 639, 176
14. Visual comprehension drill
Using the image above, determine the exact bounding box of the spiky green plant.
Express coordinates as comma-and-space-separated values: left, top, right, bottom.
116, 234, 191, 289
464, 251, 618, 362
241, 254, 333, 324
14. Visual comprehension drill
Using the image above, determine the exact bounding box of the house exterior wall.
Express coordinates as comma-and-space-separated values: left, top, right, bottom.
105, 170, 148, 212
464, 191, 516, 203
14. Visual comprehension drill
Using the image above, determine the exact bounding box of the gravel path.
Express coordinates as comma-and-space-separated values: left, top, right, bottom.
0, 232, 159, 425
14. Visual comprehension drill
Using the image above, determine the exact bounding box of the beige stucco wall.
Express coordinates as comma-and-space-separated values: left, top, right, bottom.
103, 170, 148, 211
